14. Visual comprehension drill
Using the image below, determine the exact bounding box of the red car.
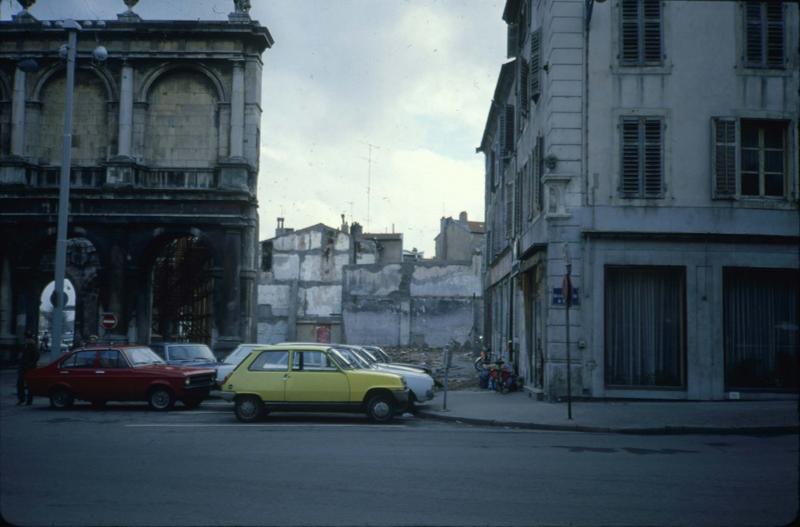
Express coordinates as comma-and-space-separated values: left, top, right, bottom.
26, 345, 216, 410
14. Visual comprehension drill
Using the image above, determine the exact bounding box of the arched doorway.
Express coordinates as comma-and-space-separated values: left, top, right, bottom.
150, 236, 214, 345
38, 279, 76, 353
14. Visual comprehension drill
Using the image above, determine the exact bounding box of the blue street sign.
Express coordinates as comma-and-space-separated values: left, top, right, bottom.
552, 287, 579, 306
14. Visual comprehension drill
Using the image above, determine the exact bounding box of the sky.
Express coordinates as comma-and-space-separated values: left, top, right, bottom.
3, 0, 506, 255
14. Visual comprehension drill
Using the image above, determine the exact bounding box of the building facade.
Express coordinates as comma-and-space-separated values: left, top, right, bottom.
257, 219, 483, 349
434, 211, 486, 261
0, 3, 272, 358
480, 0, 798, 400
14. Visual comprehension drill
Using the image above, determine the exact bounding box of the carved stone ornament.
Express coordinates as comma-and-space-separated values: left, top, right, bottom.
123, 0, 139, 10
234, 0, 251, 14
17, 0, 36, 11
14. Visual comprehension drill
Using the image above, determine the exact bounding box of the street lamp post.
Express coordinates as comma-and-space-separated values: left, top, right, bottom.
49, 20, 80, 359
48, 21, 107, 358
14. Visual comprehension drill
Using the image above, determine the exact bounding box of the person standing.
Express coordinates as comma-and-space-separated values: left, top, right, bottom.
16, 331, 39, 405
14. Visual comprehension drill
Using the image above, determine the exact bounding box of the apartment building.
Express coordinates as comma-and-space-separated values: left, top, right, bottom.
479, 0, 798, 400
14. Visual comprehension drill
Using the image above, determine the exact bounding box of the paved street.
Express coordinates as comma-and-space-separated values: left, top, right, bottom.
1, 398, 797, 526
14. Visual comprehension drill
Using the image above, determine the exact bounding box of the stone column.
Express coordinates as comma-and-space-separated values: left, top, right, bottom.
10, 67, 26, 156
214, 230, 242, 354
117, 62, 134, 158
229, 61, 245, 159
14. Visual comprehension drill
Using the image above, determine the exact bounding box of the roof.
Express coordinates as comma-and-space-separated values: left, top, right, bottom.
265, 223, 342, 241
365, 233, 403, 241
477, 59, 517, 152
467, 221, 486, 234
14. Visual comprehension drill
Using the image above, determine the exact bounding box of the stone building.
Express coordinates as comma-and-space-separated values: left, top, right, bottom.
257, 219, 483, 348
0, 2, 273, 358
434, 211, 485, 261
480, 0, 798, 400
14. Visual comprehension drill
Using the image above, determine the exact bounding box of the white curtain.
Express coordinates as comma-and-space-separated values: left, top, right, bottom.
724, 268, 798, 390
605, 267, 684, 387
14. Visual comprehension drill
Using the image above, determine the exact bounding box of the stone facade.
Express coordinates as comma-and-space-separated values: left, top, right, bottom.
480, 0, 799, 400
0, 9, 273, 358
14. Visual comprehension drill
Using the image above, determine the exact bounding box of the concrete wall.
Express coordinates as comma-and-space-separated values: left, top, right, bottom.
343, 255, 483, 348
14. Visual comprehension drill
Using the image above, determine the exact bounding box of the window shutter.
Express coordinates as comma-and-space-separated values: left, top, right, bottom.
499, 112, 508, 157
507, 23, 519, 58
620, 0, 639, 64
505, 182, 513, 239
520, 60, 529, 115
643, 118, 662, 196
745, 1, 764, 67
535, 136, 544, 212
504, 105, 515, 154
530, 29, 541, 102
621, 118, 641, 196
642, 0, 662, 64
765, 2, 784, 68
712, 118, 737, 198
514, 169, 522, 235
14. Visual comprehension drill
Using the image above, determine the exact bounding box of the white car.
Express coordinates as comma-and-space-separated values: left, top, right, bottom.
216, 343, 263, 385
333, 345, 435, 406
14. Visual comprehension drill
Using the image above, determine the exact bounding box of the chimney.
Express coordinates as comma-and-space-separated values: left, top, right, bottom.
459, 211, 468, 223
276, 217, 286, 237
340, 213, 349, 234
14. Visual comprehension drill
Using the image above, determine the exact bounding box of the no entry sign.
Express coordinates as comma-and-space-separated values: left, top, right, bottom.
101, 313, 118, 330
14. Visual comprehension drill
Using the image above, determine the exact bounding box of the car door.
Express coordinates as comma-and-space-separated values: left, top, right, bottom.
236, 349, 289, 402
93, 349, 136, 401
284, 350, 349, 403
56, 350, 98, 399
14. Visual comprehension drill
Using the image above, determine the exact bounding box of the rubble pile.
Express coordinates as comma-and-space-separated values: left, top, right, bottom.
382, 346, 479, 390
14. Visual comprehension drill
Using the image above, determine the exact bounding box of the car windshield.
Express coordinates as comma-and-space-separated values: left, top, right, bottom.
334, 347, 371, 368
364, 346, 392, 362
328, 348, 355, 370
356, 347, 379, 363
223, 345, 257, 365
169, 345, 216, 362
124, 347, 166, 366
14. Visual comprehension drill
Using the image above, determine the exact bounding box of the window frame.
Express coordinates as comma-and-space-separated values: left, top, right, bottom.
619, 0, 663, 67
619, 116, 665, 199
711, 117, 791, 200
743, 0, 785, 70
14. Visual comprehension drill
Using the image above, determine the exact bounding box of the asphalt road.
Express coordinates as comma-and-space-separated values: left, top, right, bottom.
1, 399, 797, 526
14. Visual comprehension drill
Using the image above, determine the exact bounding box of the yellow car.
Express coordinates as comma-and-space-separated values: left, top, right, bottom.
220, 344, 409, 423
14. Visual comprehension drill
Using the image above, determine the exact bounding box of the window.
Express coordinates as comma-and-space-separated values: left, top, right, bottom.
530, 29, 542, 103
98, 350, 128, 368
620, 0, 662, 66
292, 351, 337, 371
605, 266, 685, 388
249, 350, 289, 371
620, 117, 663, 198
724, 268, 798, 390
712, 118, 788, 199
61, 351, 96, 369
744, 0, 784, 69
261, 241, 273, 272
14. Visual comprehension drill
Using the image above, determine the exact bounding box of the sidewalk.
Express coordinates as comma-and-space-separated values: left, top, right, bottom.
415, 388, 799, 435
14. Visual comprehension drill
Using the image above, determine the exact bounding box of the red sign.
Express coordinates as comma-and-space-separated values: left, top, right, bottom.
101, 313, 118, 330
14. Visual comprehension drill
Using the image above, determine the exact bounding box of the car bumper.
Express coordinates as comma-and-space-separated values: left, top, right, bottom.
392, 388, 410, 411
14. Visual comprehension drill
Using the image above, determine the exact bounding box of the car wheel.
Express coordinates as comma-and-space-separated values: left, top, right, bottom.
234, 395, 263, 423
49, 387, 74, 409
148, 387, 175, 411
366, 394, 395, 423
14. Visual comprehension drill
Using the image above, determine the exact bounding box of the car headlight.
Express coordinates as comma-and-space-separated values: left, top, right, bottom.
185, 377, 191, 386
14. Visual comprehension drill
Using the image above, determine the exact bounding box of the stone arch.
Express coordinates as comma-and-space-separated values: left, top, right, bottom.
140, 229, 217, 345
31, 62, 117, 103
138, 62, 226, 104
142, 67, 222, 168
35, 64, 116, 166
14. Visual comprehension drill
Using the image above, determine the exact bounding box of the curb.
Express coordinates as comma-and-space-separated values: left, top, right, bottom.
415, 410, 800, 436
